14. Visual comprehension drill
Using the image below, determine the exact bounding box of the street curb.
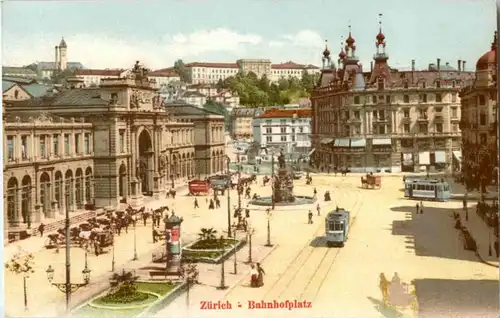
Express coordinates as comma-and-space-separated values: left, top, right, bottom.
222, 244, 279, 297
474, 251, 500, 268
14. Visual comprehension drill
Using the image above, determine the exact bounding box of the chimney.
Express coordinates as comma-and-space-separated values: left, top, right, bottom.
458, 59, 462, 72
462, 61, 466, 71
55, 46, 60, 68
437, 58, 441, 71
370, 61, 373, 72
411, 60, 415, 71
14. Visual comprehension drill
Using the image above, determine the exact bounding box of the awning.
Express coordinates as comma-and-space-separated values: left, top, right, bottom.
308, 148, 316, 156
453, 150, 462, 162
350, 138, 366, 147
435, 151, 446, 163
372, 138, 392, 146
334, 139, 350, 147
419, 151, 430, 165
321, 138, 334, 144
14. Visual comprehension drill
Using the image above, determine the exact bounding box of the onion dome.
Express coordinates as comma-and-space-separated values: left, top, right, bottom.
376, 30, 385, 44
338, 47, 346, 59
476, 31, 497, 71
323, 46, 331, 59
346, 32, 355, 46
59, 37, 67, 48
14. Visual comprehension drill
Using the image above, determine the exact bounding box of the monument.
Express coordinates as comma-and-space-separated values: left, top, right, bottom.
273, 150, 295, 203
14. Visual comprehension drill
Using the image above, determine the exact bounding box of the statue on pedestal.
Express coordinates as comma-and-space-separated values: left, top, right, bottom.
278, 150, 286, 169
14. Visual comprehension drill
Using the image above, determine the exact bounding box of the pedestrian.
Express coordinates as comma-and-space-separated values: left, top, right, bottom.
215, 197, 220, 208
317, 203, 321, 216
250, 264, 258, 287
194, 198, 199, 209
116, 221, 122, 235
415, 203, 419, 214
123, 218, 129, 234
152, 228, 158, 243
38, 223, 45, 237
313, 188, 317, 198
94, 240, 100, 256
308, 210, 313, 224
419, 201, 424, 214
155, 213, 161, 227
142, 212, 148, 226
256, 262, 265, 287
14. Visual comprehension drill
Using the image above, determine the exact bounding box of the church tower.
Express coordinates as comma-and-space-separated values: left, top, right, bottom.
58, 37, 68, 71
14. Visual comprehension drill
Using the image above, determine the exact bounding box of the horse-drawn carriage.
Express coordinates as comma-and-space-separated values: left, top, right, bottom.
188, 179, 211, 195
361, 174, 382, 189
45, 222, 114, 254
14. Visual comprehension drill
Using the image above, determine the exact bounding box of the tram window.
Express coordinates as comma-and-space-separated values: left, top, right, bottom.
329, 222, 344, 231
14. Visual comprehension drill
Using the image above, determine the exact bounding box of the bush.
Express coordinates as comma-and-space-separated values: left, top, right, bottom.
99, 284, 149, 304
189, 239, 236, 250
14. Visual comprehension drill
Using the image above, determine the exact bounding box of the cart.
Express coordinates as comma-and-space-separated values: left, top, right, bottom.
361, 175, 381, 189
188, 179, 211, 195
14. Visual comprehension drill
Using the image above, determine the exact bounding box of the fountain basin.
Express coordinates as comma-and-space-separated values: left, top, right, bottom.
249, 195, 317, 206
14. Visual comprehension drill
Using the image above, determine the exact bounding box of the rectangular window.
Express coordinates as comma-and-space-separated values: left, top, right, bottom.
84, 133, 90, 154
451, 107, 458, 118
280, 127, 286, 133
379, 110, 385, 119
119, 130, 125, 153
21, 136, 28, 159
280, 119, 286, 125
354, 96, 360, 104
7, 136, 14, 161
436, 123, 443, 133
64, 134, 70, 155
281, 135, 287, 142
451, 93, 457, 103
480, 113, 487, 125
436, 93, 442, 103
75, 134, 80, 154
403, 95, 410, 103
354, 111, 360, 119
404, 124, 410, 133
40, 135, 47, 158
299, 127, 304, 133
403, 109, 410, 118
419, 124, 428, 133
386, 95, 391, 104
53, 134, 59, 156
479, 95, 486, 105
291, 135, 296, 142
266, 127, 272, 134
452, 124, 458, 132
265, 120, 272, 125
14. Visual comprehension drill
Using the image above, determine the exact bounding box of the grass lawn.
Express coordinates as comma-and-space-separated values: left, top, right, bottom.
182, 249, 223, 259
136, 282, 178, 296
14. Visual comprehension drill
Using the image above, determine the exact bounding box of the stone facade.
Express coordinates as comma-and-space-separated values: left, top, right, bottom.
3, 112, 94, 241
311, 26, 474, 173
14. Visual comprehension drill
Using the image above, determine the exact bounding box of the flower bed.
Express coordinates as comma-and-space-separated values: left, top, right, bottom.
72, 281, 179, 317
182, 238, 245, 264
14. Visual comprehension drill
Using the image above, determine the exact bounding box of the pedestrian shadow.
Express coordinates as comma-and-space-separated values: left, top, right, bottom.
367, 296, 404, 318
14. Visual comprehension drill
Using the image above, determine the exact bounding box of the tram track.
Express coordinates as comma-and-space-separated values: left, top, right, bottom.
259, 184, 363, 302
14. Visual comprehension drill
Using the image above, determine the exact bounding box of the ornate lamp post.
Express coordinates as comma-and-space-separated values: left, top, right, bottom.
246, 226, 255, 264
231, 223, 238, 274
271, 151, 275, 210
45, 251, 91, 313
216, 235, 228, 290
265, 208, 273, 247
226, 156, 232, 238
170, 163, 175, 188
237, 154, 242, 211
45, 194, 91, 313
132, 215, 138, 261
180, 263, 199, 311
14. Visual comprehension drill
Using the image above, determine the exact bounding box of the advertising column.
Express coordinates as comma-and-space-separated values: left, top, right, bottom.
164, 213, 183, 275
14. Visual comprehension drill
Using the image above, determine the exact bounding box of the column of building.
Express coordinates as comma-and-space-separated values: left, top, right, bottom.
153, 126, 160, 199
130, 127, 138, 196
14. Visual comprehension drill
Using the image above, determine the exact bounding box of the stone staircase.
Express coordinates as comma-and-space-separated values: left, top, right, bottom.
30, 210, 97, 236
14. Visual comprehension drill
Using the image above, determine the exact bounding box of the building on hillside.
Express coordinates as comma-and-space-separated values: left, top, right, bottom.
186, 84, 218, 97
213, 90, 240, 110
180, 91, 207, 107
311, 21, 474, 173
163, 101, 226, 178
3, 61, 224, 242
253, 108, 312, 154
55, 38, 68, 71
2, 67, 38, 79
230, 107, 263, 140
3, 112, 94, 243
74, 69, 126, 87
270, 61, 321, 82
2, 77, 58, 102
158, 80, 186, 102
459, 31, 498, 187
185, 62, 239, 84
30, 38, 84, 79
237, 59, 272, 78
148, 69, 181, 89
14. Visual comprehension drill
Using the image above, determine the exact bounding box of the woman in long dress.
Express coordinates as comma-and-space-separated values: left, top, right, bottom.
250, 264, 258, 287
257, 263, 265, 287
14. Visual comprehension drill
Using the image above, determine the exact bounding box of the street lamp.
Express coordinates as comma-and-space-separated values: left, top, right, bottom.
246, 226, 255, 264
111, 235, 115, 272
231, 223, 238, 275
45, 194, 91, 313
265, 208, 273, 247
180, 263, 199, 311
132, 215, 138, 261
216, 235, 228, 290
237, 154, 242, 211
170, 163, 175, 188
226, 156, 232, 238
271, 151, 275, 210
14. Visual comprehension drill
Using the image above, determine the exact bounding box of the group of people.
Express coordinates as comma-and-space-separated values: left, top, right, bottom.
250, 262, 266, 287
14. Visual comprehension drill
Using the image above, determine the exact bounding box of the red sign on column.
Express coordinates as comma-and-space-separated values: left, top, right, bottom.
170, 227, 179, 242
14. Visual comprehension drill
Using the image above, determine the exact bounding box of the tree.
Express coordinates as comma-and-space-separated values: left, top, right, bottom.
301, 71, 316, 92
173, 59, 190, 83
50, 69, 74, 84
278, 78, 290, 91
5, 251, 35, 311
198, 228, 217, 241
180, 263, 199, 310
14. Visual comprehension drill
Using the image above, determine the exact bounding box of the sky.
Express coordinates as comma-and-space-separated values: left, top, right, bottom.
1, 0, 497, 71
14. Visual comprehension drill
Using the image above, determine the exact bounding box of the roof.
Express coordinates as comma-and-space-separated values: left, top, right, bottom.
149, 69, 179, 77
14, 88, 108, 107
23, 84, 57, 98
2, 81, 16, 92
59, 38, 67, 48
2, 67, 37, 76
203, 102, 229, 116
163, 103, 220, 116
2, 77, 36, 84
231, 107, 263, 117
183, 91, 206, 98
271, 61, 319, 70
258, 108, 312, 119
74, 69, 124, 76
184, 62, 239, 68
36, 61, 84, 70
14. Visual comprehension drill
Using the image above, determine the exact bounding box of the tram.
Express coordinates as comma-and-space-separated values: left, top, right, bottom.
325, 208, 350, 247
404, 179, 451, 201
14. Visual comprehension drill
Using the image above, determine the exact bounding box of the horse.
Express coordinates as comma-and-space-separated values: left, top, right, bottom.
340, 168, 349, 176
361, 177, 368, 188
